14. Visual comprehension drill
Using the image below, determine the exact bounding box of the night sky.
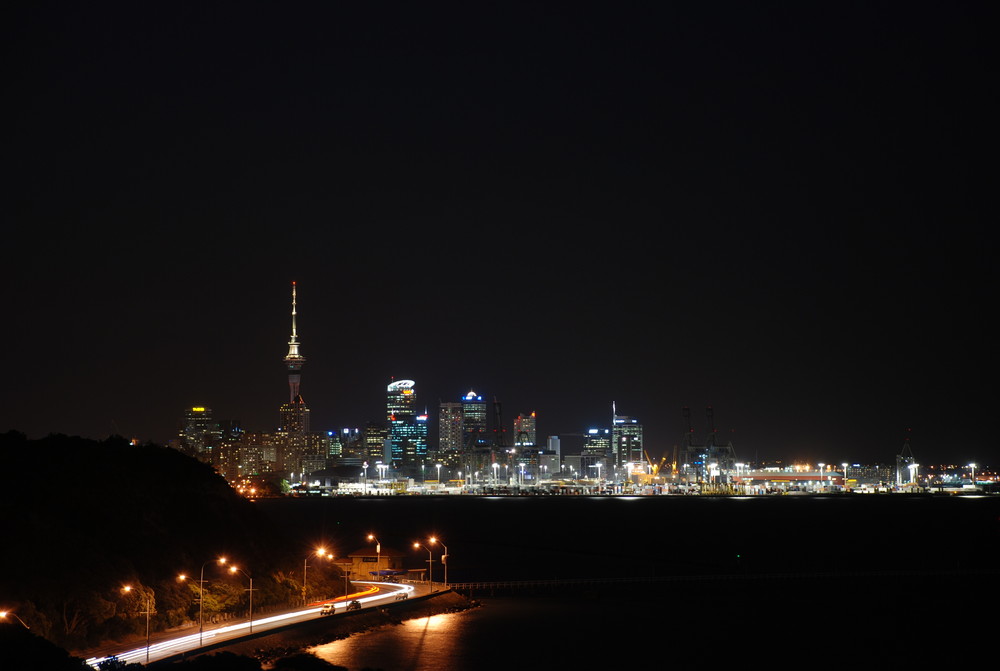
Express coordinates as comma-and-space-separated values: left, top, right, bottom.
4, 2, 992, 466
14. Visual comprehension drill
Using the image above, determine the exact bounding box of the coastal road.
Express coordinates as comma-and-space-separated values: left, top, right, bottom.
83, 581, 423, 668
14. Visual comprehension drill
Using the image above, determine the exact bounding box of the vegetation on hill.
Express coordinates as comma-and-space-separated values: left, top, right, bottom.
0, 431, 345, 651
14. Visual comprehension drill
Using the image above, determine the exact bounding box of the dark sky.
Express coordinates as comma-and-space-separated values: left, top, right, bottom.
4, 2, 992, 466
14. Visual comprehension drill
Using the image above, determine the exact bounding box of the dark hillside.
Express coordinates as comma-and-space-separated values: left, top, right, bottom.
0, 431, 335, 649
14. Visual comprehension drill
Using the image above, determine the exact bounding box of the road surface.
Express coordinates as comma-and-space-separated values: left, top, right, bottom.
83, 581, 425, 667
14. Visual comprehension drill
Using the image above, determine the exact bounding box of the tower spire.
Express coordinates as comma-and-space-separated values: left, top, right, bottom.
283, 282, 306, 403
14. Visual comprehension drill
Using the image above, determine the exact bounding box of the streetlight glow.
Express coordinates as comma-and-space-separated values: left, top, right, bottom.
228, 565, 254, 634
198, 557, 227, 647
429, 536, 449, 587
414, 542, 434, 590
1, 610, 30, 629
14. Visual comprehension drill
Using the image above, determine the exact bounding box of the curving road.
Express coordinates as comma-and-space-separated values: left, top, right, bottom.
84, 581, 421, 668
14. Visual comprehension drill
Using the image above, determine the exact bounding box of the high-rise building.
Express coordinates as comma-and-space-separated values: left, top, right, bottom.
178, 406, 221, 458
363, 422, 388, 462
612, 414, 644, 470
583, 428, 611, 456
387, 379, 424, 466
438, 402, 464, 454
461, 390, 487, 450
406, 413, 429, 464
581, 428, 610, 481
546, 435, 561, 460
514, 412, 537, 447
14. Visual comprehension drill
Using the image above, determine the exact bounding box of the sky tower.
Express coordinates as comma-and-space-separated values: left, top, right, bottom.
284, 281, 306, 402
280, 282, 309, 435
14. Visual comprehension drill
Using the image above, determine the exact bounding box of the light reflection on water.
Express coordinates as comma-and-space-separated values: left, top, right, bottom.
307, 597, 615, 671
309, 610, 475, 671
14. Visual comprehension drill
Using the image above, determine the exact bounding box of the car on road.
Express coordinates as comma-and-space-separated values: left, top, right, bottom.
320, 603, 335, 615
394, 592, 408, 600
347, 600, 361, 611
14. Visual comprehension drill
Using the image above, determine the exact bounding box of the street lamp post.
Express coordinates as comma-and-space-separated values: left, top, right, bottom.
1, 610, 30, 628
229, 566, 254, 634
198, 557, 227, 647
969, 463, 976, 488
414, 542, 433, 590
122, 586, 152, 663
436, 463, 442, 487
368, 534, 382, 571
842, 463, 849, 491
429, 537, 449, 587
303, 547, 328, 604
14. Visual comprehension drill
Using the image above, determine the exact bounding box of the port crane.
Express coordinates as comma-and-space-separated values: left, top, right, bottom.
644, 450, 666, 476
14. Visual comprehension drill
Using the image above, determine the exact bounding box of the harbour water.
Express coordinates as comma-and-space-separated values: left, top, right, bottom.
256, 494, 998, 668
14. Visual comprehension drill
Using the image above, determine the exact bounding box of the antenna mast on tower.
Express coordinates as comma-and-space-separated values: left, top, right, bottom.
283, 282, 306, 403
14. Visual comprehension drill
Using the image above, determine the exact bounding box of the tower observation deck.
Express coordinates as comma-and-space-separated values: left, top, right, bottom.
284, 281, 306, 403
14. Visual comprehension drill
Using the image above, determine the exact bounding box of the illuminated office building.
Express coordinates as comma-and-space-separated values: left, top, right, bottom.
612, 414, 643, 470
514, 412, 537, 447
461, 390, 487, 450
178, 406, 221, 457
387, 379, 426, 465
439, 402, 464, 454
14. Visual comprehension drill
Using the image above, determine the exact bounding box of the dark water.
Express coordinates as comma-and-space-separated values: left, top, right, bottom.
256, 495, 998, 669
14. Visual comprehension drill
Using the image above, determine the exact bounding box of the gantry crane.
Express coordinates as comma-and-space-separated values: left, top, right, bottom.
644, 450, 666, 476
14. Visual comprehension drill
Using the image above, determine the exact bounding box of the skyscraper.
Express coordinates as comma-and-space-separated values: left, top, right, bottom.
438, 402, 464, 454
612, 413, 644, 470
387, 379, 425, 466
461, 390, 487, 450
178, 406, 220, 459
514, 412, 537, 447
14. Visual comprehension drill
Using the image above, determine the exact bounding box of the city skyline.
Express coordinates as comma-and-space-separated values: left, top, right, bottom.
4, 3, 991, 467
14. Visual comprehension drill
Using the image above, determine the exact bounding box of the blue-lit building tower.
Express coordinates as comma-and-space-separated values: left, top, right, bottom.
386, 380, 427, 467
461, 390, 487, 451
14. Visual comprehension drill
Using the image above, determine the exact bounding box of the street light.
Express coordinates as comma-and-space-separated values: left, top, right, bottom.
842, 462, 849, 491
228, 566, 254, 634
303, 547, 328, 604
969, 463, 977, 488
0, 610, 29, 628
197, 557, 226, 646
429, 537, 449, 587
414, 542, 433, 590
436, 463, 442, 485
367, 534, 382, 570
492, 462, 499, 486
122, 586, 153, 663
